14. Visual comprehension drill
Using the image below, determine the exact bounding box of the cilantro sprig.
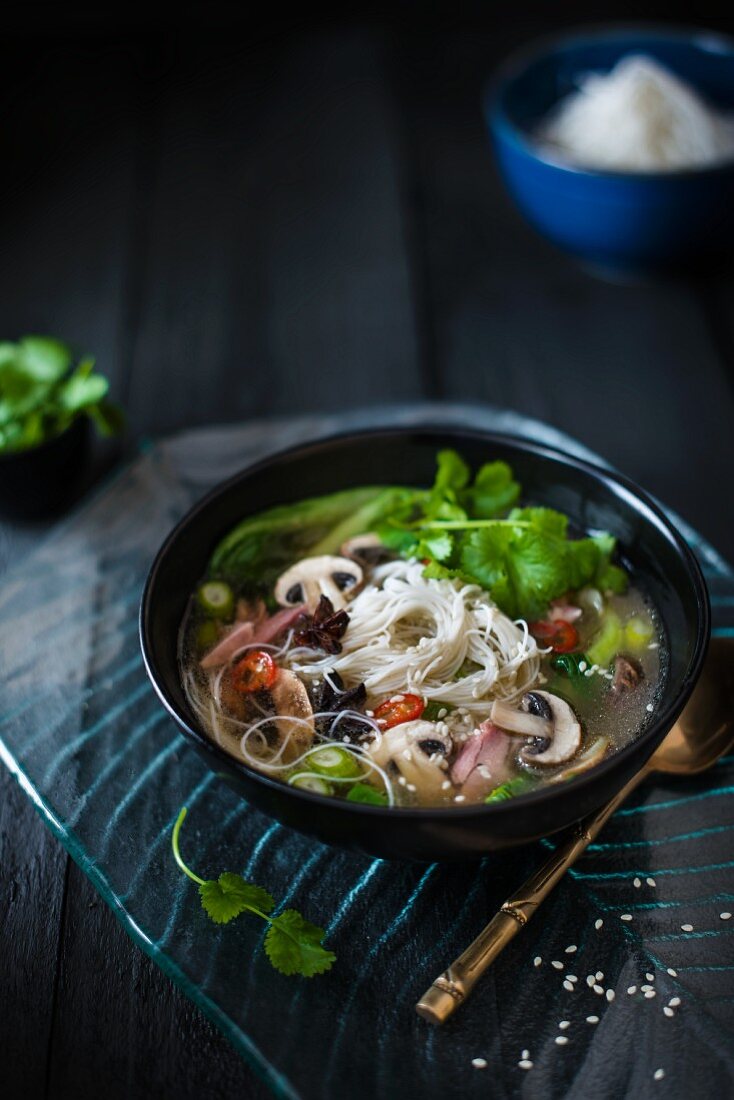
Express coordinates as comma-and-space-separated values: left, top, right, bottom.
377, 449, 627, 620
171, 807, 336, 978
0, 336, 123, 454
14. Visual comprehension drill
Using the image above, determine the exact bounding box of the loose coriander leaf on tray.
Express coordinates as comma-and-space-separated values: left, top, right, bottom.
265, 910, 337, 977
199, 874, 275, 924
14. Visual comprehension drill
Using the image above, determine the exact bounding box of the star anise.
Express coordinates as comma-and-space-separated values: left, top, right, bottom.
293, 595, 349, 654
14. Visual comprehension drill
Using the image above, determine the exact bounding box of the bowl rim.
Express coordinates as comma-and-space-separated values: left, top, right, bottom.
139, 424, 710, 824
484, 22, 734, 182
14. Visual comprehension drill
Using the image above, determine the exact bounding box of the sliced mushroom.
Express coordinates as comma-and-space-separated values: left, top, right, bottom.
613, 655, 643, 695
340, 533, 392, 567
550, 736, 609, 783
490, 695, 553, 740
367, 719, 452, 800
274, 555, 364, 613
519, 691, 581, 766
268, 670, 315, 764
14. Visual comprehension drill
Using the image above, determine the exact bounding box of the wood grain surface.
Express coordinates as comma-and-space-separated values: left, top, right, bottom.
1, 8, 733, 1098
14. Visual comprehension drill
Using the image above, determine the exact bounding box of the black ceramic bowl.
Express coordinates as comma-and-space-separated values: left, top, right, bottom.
140, 427, 709, 861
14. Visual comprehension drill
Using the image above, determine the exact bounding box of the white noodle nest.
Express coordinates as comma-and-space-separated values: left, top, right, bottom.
284, 558, 540, 713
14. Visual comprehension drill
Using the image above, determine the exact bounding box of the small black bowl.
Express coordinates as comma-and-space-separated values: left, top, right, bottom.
0, 417, 91, 520
140, 428, 709, 861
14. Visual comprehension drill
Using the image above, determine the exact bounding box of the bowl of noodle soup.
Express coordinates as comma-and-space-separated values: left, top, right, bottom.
140, 427, 708, 861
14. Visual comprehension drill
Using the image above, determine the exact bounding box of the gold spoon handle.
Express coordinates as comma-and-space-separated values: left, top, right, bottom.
415, 769, 646, 1024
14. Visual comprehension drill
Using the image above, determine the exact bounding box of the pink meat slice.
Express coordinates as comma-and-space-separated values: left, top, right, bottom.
549, 598, 582, 623
452, 721, 512, 799
200, 605, 304, 669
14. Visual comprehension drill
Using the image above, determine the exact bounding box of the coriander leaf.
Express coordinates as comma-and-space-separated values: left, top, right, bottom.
465, 460, 520, 518
417, 531, 453, 562
508, 506, 568, 539
422, 560, 469, 584
459, 527, 515, 611
433, 449, 470, 494
59, 370, 109, 411
376, 524, 419, 556
199, 873, 275, 924
88, 400, 126, 437
265, 910, 336, 977
18, 336, 72, 381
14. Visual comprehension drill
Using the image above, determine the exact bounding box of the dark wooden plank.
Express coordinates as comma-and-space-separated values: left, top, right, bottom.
45, 862, 269, 1100
389, 27, 734, 562
124, 30, 422, 437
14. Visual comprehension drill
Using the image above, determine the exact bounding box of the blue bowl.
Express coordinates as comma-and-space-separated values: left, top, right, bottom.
485, 27, 734, 271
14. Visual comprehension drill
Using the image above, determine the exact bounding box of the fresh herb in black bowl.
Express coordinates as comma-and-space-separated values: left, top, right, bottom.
0, 336, 123, 518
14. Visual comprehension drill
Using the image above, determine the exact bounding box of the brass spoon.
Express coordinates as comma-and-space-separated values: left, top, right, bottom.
416, 636, 734, 1025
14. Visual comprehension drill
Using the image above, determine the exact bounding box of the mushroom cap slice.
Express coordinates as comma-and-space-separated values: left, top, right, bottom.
268, 670, 315, 764
367, 719, 451, 800
274, 555, 364, 613
340, 533, 392, 567
519, 690, 581, 765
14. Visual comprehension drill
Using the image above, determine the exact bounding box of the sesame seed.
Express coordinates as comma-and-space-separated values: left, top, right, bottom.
633, 877, 641, 888
595, 918, 604, 930
441, 780, 451, 790
471, 1058, 487, 1069
646, 703, 654, 712
654, 1069, 665, 1081
621, 913, 633, 921
596, 971, 604, 981
559, 1020, 570, 1030
563, 980, 574, 992
669, 997, 681, 1007
454, 795, 466, 803
667, 968, 677, 977
519, 1060, 533, 1070
664, 1007, 674, 1018
565, 944, 577, 954
645, 990, 657, 999
586, 975, 596, 987
606, 989, 615, 1002
647, 877, 656, 887
586, 1015, 599, 1024
646, 973, 655, 982
533, 956, 542, 967
566, 975, 578, 983
627, 986, 637, 995
438, 708, 447, 719
593, 984, 604, 995
720, 912, 732, 921
406, 783, 417, 792
398, 776, 407, 786
642, 985, 654, 993
552, 960, 563, 970
555, 1036, 569, 1046
521, 1049, 529, 1060
681, 923, 693, 932
578, 661, 587, 671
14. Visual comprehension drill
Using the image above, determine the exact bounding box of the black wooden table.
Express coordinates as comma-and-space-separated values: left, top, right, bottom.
2, 10, 734, 1099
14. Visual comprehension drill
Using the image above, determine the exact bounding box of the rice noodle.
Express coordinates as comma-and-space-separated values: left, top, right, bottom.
284, 559, 540, 714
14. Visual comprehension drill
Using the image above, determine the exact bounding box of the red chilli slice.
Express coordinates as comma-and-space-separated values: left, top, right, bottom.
231, 649, 278, 693
373, 693, 425, 729
528, 619, 579, 654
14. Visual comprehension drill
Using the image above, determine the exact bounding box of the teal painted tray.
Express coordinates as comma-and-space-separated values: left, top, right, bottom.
2, 405, 733, 1099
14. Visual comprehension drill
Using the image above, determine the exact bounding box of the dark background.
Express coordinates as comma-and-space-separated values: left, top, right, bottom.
1, 4, 734, 1097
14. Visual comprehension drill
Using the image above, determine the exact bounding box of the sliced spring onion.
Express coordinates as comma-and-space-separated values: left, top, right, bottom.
625, 614, 654, 650
289, 774, 334, 796
484, 775, 534, 803
195, 619, 220, 653
308, 746, 363, 779
197, 581, 234, 619
587, 611, 622, 668
346, 782, 388, 806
